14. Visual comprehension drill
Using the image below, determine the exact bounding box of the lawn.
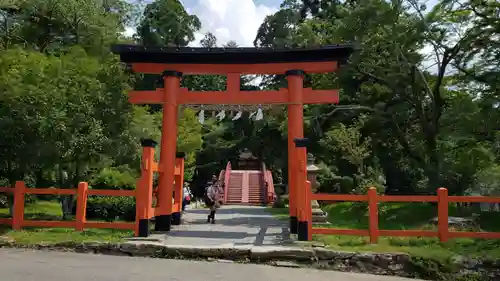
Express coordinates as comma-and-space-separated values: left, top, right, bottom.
0, 201, 133, 245
267, 202, 500, 261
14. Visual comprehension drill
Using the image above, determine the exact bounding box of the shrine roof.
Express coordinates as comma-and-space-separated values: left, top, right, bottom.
111, 44, 355, 65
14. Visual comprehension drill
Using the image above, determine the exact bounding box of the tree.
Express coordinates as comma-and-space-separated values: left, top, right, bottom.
136, 0, 201, 47
1, 0, 130, 54
254, 0, 301, 48
200, 32, 217, 48
252, 0, 500, 196
0, 46, 134, 217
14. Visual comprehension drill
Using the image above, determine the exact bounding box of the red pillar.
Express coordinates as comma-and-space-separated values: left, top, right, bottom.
155, 71, 181, 231
172, 152, 185, 225
293, 138, 309, 241
286, 70, 305, 234
136, 139, 157, 237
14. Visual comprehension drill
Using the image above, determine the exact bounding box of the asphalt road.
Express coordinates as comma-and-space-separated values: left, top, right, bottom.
0, 249, 422, 281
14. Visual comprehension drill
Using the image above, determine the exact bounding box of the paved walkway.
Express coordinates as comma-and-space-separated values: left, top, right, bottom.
151, 205, 291, 247
0, 249, 421, 281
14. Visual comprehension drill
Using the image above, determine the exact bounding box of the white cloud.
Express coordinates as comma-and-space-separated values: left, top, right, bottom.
188, 0, 278, 47
121, 1, 277, 47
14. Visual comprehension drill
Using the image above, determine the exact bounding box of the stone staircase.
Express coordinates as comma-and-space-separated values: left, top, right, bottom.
222, 170, 269, 205
226, 172, 243, 204
248, 171, 266, 204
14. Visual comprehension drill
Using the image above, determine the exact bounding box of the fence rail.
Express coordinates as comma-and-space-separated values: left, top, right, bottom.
309, 187, 500, 243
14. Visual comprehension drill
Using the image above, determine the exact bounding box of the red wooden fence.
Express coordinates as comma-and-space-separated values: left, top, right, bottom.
0, 145, 185, 237
0, 182, 136, 232
308, 187, 500, 243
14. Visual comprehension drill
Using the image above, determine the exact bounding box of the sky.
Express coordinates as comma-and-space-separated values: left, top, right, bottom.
124, 0, 281, 47
124, 0, 440, 72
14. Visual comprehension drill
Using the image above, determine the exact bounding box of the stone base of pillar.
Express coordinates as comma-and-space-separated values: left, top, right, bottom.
171, 212, 182, 225
138, 219, 149, 237
311, 200, 328, 223
297, 221, 309, 241
154, 214, 172, 231
290, 216, 298, 234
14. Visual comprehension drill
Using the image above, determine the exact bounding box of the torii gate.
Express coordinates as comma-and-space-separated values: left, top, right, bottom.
112, 44, 354, 240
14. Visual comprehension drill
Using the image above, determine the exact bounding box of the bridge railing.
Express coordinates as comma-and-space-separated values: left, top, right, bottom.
302, 186, 500, 242
260, 162, 275, 205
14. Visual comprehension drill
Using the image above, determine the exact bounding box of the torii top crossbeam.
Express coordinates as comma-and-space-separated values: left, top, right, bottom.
111, 44, 355, 106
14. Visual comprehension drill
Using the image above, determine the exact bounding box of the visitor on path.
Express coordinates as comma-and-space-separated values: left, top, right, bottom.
182, 183, 192, 211
205, 175, 223, 224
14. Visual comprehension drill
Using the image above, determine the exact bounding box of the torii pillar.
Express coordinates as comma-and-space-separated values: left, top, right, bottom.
155, 70, 182, 231
286, 70, 305, 234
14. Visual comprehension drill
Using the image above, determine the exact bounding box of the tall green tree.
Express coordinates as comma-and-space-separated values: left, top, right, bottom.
136, 0, 201, 47
0, 0, 131, 54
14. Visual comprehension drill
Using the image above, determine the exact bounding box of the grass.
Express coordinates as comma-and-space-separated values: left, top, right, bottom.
0, 201, 133, 245
265, 207, 289, 220
267, 202, 500, 261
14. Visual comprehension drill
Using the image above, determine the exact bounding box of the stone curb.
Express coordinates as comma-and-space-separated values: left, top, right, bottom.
0, 240, 498, 280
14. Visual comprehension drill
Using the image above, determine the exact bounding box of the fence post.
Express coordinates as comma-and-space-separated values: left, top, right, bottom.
368, 187, 379, 244
305, 181, 313, 241
136, 139, 157, 237
75, 182, 89, 231
437, 188, 449, 242
172, 152, 185, 225
12, 181, 25, 230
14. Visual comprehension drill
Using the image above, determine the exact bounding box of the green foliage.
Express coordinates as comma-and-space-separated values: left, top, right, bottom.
136, 0, 201, 47
0, 0, 131, 54
90, 167, 137, 190
475, 165, 500, 196
85, 196, 135, 222
253, 0, 500, 197
321, 117, 371, 173
177, 109, 204, 181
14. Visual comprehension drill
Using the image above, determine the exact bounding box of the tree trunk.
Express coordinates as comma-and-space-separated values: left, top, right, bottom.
57, 165, 74, 220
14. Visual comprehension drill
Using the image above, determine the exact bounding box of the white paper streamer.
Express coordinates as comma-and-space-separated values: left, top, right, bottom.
255, 106, 263, 120
198, 108, 205, 124
232, 111, 242, 121
216, 110, 226, 121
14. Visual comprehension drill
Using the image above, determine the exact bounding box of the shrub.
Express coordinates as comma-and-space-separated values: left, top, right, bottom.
0, 194, 8, 208
273, 197, 287, 208
84, 196, 136, 222
90, 167, 137, 190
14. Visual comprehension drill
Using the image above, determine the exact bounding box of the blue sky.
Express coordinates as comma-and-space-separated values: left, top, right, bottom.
126, 0, 281, 47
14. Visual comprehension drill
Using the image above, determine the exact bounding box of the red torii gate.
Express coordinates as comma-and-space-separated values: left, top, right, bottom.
112, 44, 354, 240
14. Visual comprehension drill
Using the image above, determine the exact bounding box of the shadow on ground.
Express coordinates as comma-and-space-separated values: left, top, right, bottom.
186, 216, 286, 228
166, 227, 290, 246
158, 205, 292, 246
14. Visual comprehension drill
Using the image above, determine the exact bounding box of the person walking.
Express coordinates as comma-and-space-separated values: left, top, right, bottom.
182, 182, 192, 211
205, 175, 223, 224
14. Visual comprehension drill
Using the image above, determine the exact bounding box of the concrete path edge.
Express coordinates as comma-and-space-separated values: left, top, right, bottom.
0, 239, 498, 280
